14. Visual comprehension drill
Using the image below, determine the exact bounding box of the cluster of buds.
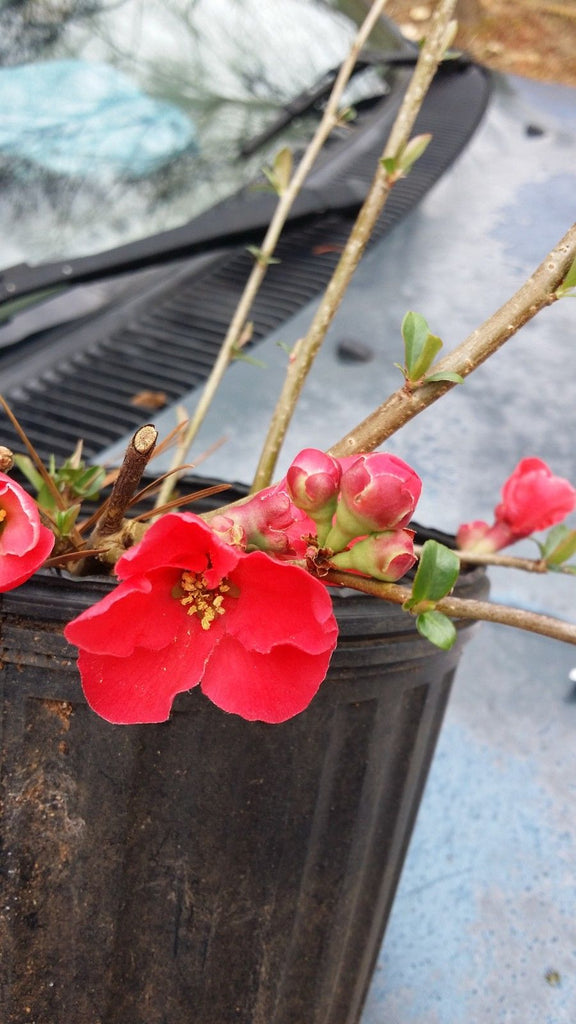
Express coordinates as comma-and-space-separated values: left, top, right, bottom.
286, 448, 422, 582
207, 448, 422, 584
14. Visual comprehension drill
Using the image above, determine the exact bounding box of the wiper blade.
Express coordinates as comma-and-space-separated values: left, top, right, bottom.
239, 48, 471, 157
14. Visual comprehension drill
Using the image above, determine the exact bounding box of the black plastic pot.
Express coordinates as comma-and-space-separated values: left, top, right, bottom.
0, 544, 488, 1024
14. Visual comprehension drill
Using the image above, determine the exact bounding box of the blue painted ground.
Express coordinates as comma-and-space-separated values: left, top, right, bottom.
362, 626, 576, 1024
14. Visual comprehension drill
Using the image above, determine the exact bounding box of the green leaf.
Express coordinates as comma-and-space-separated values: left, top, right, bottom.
54, 504, 81, 538
12, 454, 45, 494
423, 371, 464, 385
397, 133, 432, 174
541, 525, 576, 566
407, 540, 460, 608
401, 311, 443, 382
246, 245, 281, 266
67, 464, 106, 499
416, 609, 457, 650
272, 146, 293, 193
381, 156, 398, 176
231, 348, 266, 368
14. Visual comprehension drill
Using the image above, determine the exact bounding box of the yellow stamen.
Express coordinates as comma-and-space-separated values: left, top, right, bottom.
178, 570, 230, 630
0, 508, 6, 525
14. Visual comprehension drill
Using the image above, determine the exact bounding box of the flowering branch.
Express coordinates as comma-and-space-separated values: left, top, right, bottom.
449, 548, 575, 574
154, 0, 391, 510
323, 568, 576, 646
250, 0, 458, 491
329, 221, 576, 455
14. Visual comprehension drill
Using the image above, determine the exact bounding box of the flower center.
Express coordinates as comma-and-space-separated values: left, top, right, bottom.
0, 508, 6, 533
177, 570, 230, 630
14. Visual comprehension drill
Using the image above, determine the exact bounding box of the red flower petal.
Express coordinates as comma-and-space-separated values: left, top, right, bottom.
64, 568, 194, 656
200, 634, 334, 723
76, 622, 216, 723
116, 511, 239, 584
0, 473, 54, 592
228, 552, 338, 654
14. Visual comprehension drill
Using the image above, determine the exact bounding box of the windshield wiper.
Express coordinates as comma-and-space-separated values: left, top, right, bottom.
239, 49, 471, 157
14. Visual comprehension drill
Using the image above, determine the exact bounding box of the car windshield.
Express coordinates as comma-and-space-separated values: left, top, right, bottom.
0, 0, 403, 269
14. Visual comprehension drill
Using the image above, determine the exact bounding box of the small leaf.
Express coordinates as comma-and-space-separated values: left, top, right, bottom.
54, 504, 81, 537
423, 371, 464, 385
408, 540, 460, 608
397, 133, 432, 174
541, 525, 576, 566
335, 105, 357, 125
246, 245, 281, 266
272, 147, 293, 193
401, 311, 443, 382
416, 609, 457, 650
230, 348, 266, 368
381, 156, 398, 176
262, 167, 281, 193
12, 454, 45, 494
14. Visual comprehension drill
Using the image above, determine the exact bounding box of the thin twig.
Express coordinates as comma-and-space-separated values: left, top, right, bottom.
132, 483, 230, 522
324, 569, 576, 646
154, 0, 391, 509
329, 221, 576, 455
250, 0, 458, 491
444, 546, 576, 575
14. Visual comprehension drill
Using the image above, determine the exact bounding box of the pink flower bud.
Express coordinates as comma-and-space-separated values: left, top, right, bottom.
325, 452, 422, 552
495, 458, 576, 539
210, 484, 314, 558
329, 529, 416, 582
286, 448, 342, 544
457, 458, 576, 553
286, 448, 342, 514
0, 473, 55, 591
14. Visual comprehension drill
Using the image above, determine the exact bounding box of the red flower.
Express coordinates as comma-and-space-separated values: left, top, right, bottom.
458, 458, 576, 553
64, 512, 338, 725
0, 472, 54, 592
495, 458, 576, 537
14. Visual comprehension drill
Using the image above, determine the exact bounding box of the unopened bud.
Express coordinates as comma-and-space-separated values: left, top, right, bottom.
325, 452, 421, 552
286, 448, 342, 544
329, 529, 416, 582
0, 446, 14, 472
